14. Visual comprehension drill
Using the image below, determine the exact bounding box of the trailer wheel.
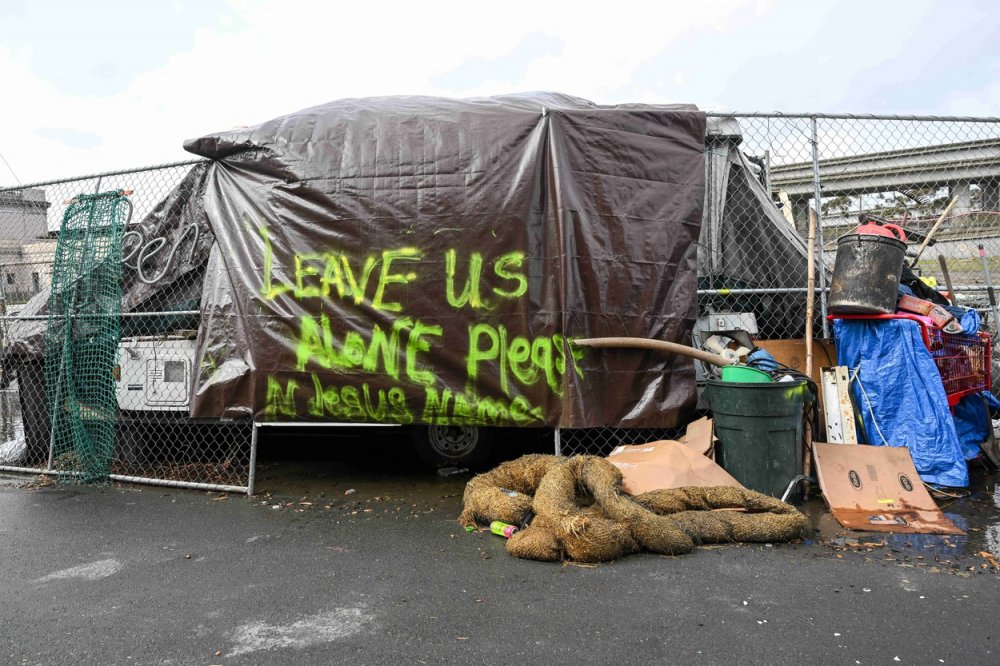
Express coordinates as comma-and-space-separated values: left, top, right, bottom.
412, 425, 494, 469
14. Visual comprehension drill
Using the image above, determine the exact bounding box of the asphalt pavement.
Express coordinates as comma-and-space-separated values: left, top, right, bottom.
1, 456, 999, 666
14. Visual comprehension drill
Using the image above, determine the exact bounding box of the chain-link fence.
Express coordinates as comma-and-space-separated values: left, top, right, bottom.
0, 162, 254, 493
556, 426, 686, 458
2, 113, 998, 468
561, 112, 1000, 454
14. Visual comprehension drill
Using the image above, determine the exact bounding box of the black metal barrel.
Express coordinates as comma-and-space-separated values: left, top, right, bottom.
829, 233, 907, 314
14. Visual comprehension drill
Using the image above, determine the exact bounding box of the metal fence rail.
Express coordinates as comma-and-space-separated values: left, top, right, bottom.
2, 113, 999, 468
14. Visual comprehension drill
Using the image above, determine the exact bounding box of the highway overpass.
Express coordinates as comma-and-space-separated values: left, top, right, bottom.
769, 137, 1000, 226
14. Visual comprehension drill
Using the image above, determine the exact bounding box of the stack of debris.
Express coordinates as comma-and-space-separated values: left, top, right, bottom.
826, 213, 999, 486
460, 211, 1000, 562
458, 438, 809, 563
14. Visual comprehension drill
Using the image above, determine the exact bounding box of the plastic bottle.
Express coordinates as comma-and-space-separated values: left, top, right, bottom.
490, 521, 518, 538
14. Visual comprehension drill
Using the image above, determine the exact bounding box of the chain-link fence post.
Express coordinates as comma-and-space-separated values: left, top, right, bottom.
810, 115, 830, 338
247, 423, 259, 496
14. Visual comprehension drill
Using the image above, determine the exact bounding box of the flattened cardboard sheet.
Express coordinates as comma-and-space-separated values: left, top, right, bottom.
680, 416, 715, 458
813, 443, 963, 535
607, 418, 746, 495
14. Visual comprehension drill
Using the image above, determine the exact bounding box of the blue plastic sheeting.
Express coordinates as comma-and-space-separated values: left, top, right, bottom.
747, 348, 778, 372
944, 305, 981, 334
834, 318, 968, 487
953, 395, 986, 461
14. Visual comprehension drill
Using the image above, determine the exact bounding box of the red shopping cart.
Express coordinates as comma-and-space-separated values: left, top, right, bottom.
830, 313, 991, 407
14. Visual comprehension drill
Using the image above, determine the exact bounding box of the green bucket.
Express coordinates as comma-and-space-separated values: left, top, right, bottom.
720, 365, 773, 383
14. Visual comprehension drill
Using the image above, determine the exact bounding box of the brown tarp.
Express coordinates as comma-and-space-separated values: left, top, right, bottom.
179, 93, 706, 427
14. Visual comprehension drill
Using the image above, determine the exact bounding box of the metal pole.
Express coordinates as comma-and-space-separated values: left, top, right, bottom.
698, 286, 828, 296
763, 149, 772, 196
0, 465, 248, 493
554, 427, 561, 456
0, 159, 206, 194
0, 464, 50, 475
0, 254, 8, 343
978, 244, 1000, 334
705, 111, 1000, 122
108, 474, 247, 494
246, 422, 259, 496
254, 421, 402, 428
46, 313, 72, 473
45, 428, 55, 471
704, 284, 997, 296
810, 116, 830, 338
0, 310, 201, 321
0, 465, 247, 493
805, 208, 817, 377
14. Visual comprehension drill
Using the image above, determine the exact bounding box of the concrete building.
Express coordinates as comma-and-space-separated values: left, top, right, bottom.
0, 188, 53, 307
0, 238, 57, 304
0, 188, 50, 239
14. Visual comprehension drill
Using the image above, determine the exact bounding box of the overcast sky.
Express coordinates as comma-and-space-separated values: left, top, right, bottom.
1, 0, 998, 184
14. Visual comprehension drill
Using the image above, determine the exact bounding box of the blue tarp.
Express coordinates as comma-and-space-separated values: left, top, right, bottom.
953, 395, 986, 461
834, 318, 968, 487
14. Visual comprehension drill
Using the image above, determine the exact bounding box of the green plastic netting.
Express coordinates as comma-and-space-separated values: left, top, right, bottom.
44, 190, 132, 483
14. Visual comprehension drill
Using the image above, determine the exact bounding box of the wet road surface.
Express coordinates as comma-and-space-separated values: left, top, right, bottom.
1, 431, 999, 665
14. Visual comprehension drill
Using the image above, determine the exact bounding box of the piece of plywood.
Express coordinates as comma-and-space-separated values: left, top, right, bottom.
755, 338, 836, 387
757, 338, 836, 433
813, 443, 963, 535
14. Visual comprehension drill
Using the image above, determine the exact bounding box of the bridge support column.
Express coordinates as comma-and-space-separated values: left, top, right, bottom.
981, 179, 1000, 212
790, 196, 811, 234
950, 180, 973, 215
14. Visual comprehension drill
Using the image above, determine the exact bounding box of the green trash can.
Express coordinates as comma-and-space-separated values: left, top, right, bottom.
704, 379, 812, 498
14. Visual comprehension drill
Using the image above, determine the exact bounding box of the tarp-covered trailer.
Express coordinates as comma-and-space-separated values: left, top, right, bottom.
11, 93, 806, 467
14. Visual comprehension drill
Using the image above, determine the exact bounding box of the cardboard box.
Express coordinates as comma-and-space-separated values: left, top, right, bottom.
607, 417, 746, 495
813, 442, 963, 535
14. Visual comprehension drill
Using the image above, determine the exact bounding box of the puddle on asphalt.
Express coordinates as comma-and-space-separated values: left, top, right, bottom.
801, 464, 1000, 575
